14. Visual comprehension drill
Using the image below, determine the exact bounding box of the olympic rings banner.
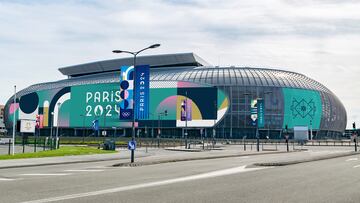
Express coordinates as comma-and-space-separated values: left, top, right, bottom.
119, 66, 134, 120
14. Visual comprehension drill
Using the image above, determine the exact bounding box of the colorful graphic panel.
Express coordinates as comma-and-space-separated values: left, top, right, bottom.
180, 99, 192, 121
7, 81, 229, 129
119, 65, 134, 120
282, 88, 322, 129
250, 99, 257, 126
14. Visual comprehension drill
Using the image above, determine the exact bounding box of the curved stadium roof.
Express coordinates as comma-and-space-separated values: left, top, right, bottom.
16, 53, 332, 97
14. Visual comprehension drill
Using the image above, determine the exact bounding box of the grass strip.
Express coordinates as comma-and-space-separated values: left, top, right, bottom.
0, 146, 116, 160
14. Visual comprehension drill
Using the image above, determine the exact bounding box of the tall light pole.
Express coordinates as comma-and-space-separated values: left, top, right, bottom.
80, 114, 86, 143
264, 91, 272, 140
51, 112, 54, 149
112, 43, 160, 163
56, 102, 61, 149
157, 110, 168, 148
213, 100, 216, 148
310, 120, 313, 140
12, 85, 16, 155
243, 92, 251, 136
185, 91, 188, 149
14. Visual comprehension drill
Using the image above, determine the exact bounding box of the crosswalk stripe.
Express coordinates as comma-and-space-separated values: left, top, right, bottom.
0, 178, 16, 181
64, 169, 104, 172
20, 173, 71, 176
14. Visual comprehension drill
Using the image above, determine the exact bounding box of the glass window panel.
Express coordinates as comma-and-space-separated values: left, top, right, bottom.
218, 69, 225, 84
245, 69, 257, 86
234, 69, 242, 85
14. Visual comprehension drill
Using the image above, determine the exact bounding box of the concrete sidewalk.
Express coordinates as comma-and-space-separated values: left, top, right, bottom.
112, 145, 358, 167
0, 145, 356, 169
0, 148, 156, 169
0, 145, 282, 169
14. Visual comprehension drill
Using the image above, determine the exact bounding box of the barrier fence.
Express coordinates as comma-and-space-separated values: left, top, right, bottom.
0, 136, 358, 155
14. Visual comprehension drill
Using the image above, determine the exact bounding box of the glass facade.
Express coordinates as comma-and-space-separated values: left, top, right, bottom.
4, 66, 347, 139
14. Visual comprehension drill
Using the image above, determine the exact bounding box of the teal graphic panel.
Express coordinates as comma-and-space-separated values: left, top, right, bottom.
257, 99, 265, 128
148, 88, 177, 120
282, 88, 322, 129
70, 83, 125, 128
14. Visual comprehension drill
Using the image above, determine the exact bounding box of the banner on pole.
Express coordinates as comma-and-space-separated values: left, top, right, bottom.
250, 99, 258, 126
257, 98, 265, 128
181, 99, 192, 121
119, 66, 134, 120
36, 115, 44, 129
134, 65, 150, 120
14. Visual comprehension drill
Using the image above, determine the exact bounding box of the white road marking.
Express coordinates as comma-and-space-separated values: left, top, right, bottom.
20, 173, 71, 176
64, 169, 104, 172
346, 158, 358, 162
20, 165, 271, 203
353, 165, 360, 168
0, 178, 16, 181
91, 166, 114, 169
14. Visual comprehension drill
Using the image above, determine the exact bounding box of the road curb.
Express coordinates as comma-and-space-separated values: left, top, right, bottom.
253, 151, 360, 167
113, 150, 292, 167
164, 148, 204, 152
0, 158, 121, 170
0, 150, 287, 169
0, 153, 151, 170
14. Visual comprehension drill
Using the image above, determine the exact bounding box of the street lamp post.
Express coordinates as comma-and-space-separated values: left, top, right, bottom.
264, 91, 272, 140
50, 112, 54, 149
213, 100, 216, 148
12, 85, 16, 155
56, 102, 61, 149
310, 120, 313, 140
243, 92, 251, 139
112, 44, 160, 163
157, 110, 168, 148
80, 114, 86, 143
185, 91, 188, 149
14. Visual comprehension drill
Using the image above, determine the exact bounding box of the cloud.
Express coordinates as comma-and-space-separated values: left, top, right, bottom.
0, 0, 359, 128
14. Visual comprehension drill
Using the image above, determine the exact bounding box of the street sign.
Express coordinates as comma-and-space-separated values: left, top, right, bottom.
294, 126, 309, 141
128, 141, 136, 150
20, 120, 36, 133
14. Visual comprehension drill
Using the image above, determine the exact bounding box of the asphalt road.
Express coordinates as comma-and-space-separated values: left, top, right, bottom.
0, 152, 360, 203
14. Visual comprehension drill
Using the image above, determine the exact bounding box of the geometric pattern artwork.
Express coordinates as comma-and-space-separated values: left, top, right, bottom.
291, 98, 316, 119
119, 66, 134, 120
282, 88, 322, 130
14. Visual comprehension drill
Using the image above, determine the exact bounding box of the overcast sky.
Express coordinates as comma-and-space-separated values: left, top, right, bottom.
1, 0, 359, 128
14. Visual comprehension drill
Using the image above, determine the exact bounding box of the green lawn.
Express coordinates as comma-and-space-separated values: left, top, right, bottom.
0, 146, 117, 160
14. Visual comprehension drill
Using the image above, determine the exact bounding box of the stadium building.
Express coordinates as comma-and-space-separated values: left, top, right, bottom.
4, 53, 347, 139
